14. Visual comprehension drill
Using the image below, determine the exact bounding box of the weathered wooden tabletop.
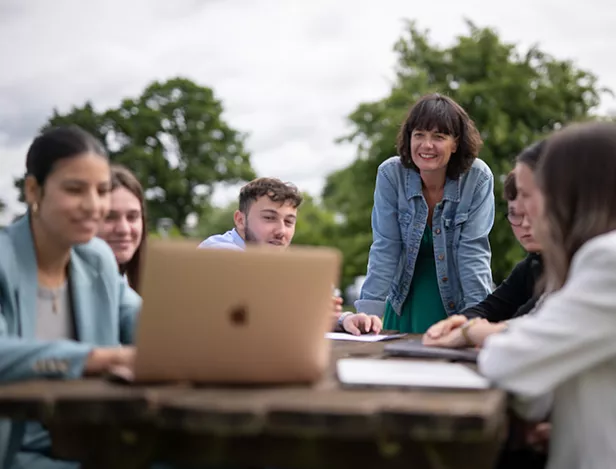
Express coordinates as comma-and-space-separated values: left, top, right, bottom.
0, 338, 507, 469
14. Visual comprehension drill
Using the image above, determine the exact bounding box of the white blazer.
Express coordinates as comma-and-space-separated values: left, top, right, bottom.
479, 229, 616, 469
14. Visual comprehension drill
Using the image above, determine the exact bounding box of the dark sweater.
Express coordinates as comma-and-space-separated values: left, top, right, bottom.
463, 253, 543, 322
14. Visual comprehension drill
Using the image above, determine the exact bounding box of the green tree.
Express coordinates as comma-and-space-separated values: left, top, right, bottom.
292, 194, 341, 247
324, 20, 610, 287
196, 201, 237, 240
13, 102, 110, 204
15, 78, 256, 233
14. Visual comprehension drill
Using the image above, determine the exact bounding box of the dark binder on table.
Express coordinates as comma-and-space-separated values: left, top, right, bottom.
384, 339, 479, 363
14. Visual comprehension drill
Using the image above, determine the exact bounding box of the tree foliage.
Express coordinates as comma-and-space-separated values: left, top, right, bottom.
15, 78, 255, 232
196, 201, 237, 240
324, 20, 610, 287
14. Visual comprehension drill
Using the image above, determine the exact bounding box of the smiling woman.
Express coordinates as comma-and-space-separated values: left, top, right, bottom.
98, 164, 147, 293
355, 93, 495, 333
0, 125, 141, 469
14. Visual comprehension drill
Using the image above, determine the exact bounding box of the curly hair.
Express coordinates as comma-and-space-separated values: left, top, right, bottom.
239, 177, 303, 214
396, 93, 483, 179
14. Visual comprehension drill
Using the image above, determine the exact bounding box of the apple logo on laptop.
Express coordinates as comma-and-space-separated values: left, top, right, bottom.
229, 305, 248, 326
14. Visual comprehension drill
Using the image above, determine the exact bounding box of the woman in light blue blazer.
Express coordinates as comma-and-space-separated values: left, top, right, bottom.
0, 125, 141, 469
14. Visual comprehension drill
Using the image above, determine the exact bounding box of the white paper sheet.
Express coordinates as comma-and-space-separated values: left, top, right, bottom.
325, 332, 405, 342
337, 358, 490, 389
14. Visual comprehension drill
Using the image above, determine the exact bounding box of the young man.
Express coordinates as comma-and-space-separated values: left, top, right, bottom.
199, 177, 382, 335
199, 177, 300, 251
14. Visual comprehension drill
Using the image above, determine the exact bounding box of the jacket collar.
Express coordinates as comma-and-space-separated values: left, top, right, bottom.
9, 213, 99, 340
405, 168, 461, 202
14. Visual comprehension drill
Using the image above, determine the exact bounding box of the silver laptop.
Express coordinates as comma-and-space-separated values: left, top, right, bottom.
130, 240, 341, 384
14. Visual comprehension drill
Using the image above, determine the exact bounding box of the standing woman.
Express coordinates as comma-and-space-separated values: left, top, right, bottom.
355, 93, 494, 333
0, 126, 140, 469
98, 164, 147, 293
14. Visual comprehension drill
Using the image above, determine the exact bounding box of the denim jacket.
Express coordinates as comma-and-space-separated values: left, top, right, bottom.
355, 156, 494, 317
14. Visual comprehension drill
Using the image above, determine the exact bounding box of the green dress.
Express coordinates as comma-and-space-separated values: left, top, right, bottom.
383, 225, 448, 333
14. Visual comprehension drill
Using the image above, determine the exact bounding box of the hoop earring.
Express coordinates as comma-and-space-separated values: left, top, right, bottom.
31, 202, 39, 214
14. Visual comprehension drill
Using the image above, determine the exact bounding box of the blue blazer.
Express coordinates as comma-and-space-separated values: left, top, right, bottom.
0, 213, 142, 468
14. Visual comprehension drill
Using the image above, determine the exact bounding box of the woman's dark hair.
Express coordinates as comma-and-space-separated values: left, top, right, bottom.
515, 139, 546, 171
513, 140, 549, 295
537, 121, 616, 291
396, 93, 483, 179
26, 125, 107, 185
110, 164, 147, 293
503, 171, 517, 201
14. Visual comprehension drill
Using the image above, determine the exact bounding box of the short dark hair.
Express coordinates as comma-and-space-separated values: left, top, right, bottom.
110, 164, 147, 293
396, 93, 483, 179
515, 139, 546, 171
238, 178, 303, 214
503, 171, 517, 201
26, 125, 107, 185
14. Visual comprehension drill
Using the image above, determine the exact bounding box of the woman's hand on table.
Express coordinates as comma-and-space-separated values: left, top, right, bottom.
343, 313, 383, 336
85, 346, 136, 376
423, 315, 507, 348
424, 315, 468, 340
422, 323, 470, 348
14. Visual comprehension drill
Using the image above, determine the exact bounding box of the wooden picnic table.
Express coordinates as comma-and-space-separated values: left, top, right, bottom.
0, 338, 507, 469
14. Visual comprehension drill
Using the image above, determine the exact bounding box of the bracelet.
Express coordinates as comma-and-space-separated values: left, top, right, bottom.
460, 318, 478, 346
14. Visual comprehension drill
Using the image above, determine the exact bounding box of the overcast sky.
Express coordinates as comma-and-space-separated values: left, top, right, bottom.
1, 0, 615, 223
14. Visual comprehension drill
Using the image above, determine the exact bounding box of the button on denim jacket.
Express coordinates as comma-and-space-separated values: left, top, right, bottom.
355, 156, 495, 317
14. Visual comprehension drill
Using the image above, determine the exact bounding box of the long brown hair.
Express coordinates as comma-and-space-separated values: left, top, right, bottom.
110, 164, 147, 293
537, 122, 616, 291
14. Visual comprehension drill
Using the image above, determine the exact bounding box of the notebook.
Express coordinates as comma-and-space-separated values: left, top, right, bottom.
336, 358, 490, 390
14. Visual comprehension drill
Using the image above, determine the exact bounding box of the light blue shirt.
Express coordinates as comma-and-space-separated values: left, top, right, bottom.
356, 156, 494, 317
198, 228, 245, 251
